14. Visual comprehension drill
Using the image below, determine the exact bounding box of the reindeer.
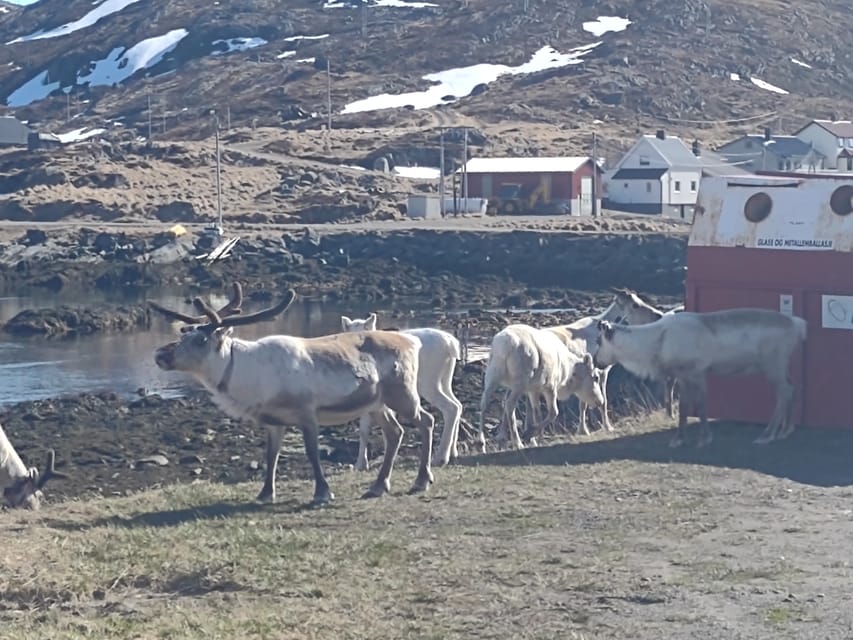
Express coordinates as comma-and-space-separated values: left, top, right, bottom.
2, 425, 66, 509
340, 313, 463, 468
150, 284, 435, 506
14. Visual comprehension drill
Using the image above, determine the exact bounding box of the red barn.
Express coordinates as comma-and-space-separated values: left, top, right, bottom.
686, 173, 853, 430
458, 157, 603, 215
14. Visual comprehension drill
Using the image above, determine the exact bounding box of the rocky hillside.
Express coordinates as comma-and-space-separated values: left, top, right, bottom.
0, 0, 849, 224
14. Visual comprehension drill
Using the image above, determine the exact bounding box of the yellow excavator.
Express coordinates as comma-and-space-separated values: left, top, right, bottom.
487, 180, 549, 216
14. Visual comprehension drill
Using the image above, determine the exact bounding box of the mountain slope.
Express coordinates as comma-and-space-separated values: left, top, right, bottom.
0, 0, 849, 225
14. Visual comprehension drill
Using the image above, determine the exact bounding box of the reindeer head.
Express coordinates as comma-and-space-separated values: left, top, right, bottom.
565, 353, 605, 408
341, 312, 377, 332
150, 283, 296, 374
593, 320, 619, 369
3, 450, 67, 510
610, 287, 662, 324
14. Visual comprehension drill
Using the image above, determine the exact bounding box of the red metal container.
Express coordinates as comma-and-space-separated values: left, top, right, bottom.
685, 173, 853, 429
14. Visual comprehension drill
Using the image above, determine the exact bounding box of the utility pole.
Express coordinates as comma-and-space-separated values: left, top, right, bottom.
226, 105, 231, 131
325, 59, 332, 154
439, 130, 446, 217
147, 93, 152, 139
65, 90, 71, 122
590, 131, 598, 217
214, 114, 223, 233
462, 128, 469, 212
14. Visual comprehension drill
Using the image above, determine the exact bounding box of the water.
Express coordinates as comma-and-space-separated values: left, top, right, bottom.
0, 290, 445, 407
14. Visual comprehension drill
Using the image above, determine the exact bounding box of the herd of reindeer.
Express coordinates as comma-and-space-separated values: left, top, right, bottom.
2, 282, 807, 510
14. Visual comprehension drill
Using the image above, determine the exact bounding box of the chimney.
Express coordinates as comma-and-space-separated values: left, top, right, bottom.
655, 129, 665, 140
692, 139, 701, 156
764, 126, 771, 141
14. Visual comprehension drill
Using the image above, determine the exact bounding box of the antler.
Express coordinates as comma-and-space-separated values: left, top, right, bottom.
193, 289, 297, 329
36, 449, 68, 490
149, 282, 244, 324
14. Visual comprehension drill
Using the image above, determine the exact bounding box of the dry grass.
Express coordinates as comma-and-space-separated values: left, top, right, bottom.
3, 413, 853, 639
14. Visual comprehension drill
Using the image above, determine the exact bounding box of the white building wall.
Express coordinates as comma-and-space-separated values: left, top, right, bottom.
796, 124, 841, 169
604, 177, 662, 205
666, 169, 702, 205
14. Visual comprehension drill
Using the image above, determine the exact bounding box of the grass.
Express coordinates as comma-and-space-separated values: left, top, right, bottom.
2, 412, 851, 639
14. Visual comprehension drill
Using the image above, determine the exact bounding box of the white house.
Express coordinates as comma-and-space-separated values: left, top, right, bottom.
603, 130, 750, 219
793, 120, 853, 171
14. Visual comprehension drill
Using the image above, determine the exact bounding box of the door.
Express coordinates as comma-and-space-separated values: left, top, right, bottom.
481, 175, 493, 198
693, 285, 804, 427
579, 176, 592, 215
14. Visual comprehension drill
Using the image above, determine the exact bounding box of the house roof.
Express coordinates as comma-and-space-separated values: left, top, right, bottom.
611, 167, 668, 180
795, 119, 853, 137
635, 134, 750, 175
459, 156, 593, 174
716, 135, 824, 160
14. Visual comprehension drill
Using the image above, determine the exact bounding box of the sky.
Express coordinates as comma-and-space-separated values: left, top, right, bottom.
6, 0, 40, 5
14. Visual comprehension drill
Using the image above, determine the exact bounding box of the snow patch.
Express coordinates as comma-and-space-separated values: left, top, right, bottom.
582, 16, 632, 37
729, 72, 741, 81
791, 57, 812, 69
276, 50, 296, 59
6, 29, 188, 107
750, 77, 789, 95
342, 43, 600, 114
54, 127, 105, 144
211, 37, 268, 55
7, 0, 144, 44
324, 0, 437, 8
283, 34, 329, 42
394, 166, 440, 179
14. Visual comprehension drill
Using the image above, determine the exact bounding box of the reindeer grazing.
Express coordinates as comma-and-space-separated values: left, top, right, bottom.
611, 287, 683, 418
478, 324, 604, 451
594, 309, 807, 447
341, 313, 463, 468
2, 425, 66, 509
150, 284, 435, 506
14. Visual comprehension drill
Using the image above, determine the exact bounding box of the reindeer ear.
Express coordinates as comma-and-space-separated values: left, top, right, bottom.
341, 316, 352, 330
583, 353, 594, 367
366, 313, 377, 331
598, 320, 614, 340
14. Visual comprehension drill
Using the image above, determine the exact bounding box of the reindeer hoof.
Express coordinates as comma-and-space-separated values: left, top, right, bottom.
696, 434, 713, 448
311, 490, 334, 507
753, 435, 772, 445
407, 481, 430, 495
668, 437, 684, 448
361, 479, 390, 499
255, 488, 275, 504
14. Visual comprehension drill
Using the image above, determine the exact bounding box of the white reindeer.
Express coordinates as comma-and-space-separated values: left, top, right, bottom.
1, 425, 65, 509
478, 324, 605, 451
341, 313, 464, 469
151, 284, 435, 506
594, 309, 807, 447
611, 287, 683, 417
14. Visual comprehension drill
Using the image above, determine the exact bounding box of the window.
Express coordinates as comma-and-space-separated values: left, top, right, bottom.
646, 182, 652, 193
623, 183, 629, 188
847, 138, 853, 147
674, 181, 681, 193
744, 192, 772, 223
639, 154, 650, 166
839, 138, 845, 147
690, 181, 697, 192
778, 160, 785, 170
830, 185, 853, 216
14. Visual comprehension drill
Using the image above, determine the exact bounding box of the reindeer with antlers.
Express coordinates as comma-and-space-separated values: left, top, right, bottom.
149, 283, 435, 506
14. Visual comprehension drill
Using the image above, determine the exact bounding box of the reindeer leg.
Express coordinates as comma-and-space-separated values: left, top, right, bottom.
409, 406, 435, 495
354, 414, 371, 471
670, 381, 690, 448
695, 380, 712, 448
300, 419, 333, 506
363, 409, 404, 499
578, 400, 590, 436
257, 422, 284, 503
599, 367, 614, 431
